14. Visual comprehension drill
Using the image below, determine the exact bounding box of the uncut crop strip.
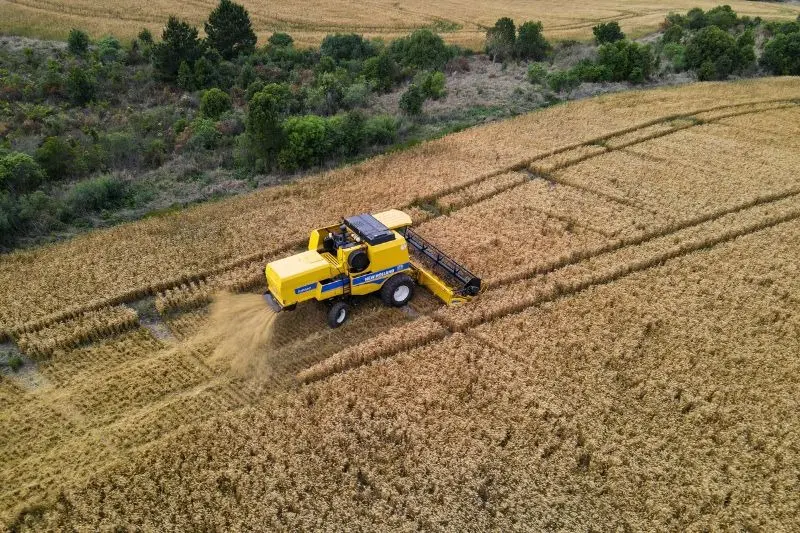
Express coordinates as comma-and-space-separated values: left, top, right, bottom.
5, 97, 798, 343
298, 194, 800, 383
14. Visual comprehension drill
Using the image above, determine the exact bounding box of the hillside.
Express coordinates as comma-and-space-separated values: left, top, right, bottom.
1, 77, 799, 529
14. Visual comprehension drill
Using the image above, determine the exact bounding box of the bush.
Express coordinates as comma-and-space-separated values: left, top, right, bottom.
0, 152, 45, 194
96, 35, 123, 63
597, 40, 654, 83
326, 111, 365, 156
8, 355, 23, 372
177, 61, 195, 90
415, 71, 446, 99
527, 63, 547, 84
100, 132, 138, 167
390, 29, 453, 70
399, 84, 425, 115
66, 175, 127, 214
706, 5, 738, 31
268, 33, 294, 48
342, 81, 371, 108
571, 60, 612, 82
278, 115, 330, 171
35, 137, 76, 181
205, 0, 257, 60
662, 24, 684, 45
516, 21, 550, 60
138, 28, 154, 44
686, 8, 707, 30
188, 118, 221, 150
321, 34, 376, 61
593, 21, 625, 44
363, 51, 400, 93
364, 115, 398, 145
200, 88, 232, 118
546, 70, 580, 93
760, 32, 800, 75
143, 138, 167, 167
66, 67, 96, 105
685, 25, 753, 80
67, 29, 90, 56
193, 56, 217, 90
486, 17, 516, 61
662, 42, 687, 71
153, 16, 205, 82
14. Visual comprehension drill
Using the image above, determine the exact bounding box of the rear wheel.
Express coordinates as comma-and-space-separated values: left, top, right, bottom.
327, 301, 350, 328
381, 274, 415, 307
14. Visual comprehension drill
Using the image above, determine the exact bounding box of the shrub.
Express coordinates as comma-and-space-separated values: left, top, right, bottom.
662, 42, 687, 71
0, 152, 45, 194
35, 137, 76, 181
662, 24, 684, 44
571, 60, 612, 82
201, 88, 232, 118
760, 32, 800, 75
278, 115, 330, 170
68, 29, 90, 56
66, 67, 96, 105
390, 29, 453, 70
268, 33, 294, 48
363, 51, 400, 93
686, 8, 707, 30
342, 81, 371, 108
592, 21, 625, 44
177, 61, 195, 90
321, 33, 376, 61
546, 70, 580, 93
415, 71, 446, 99
364, 115, 398, 145
96, 35, 123, 63
527, 63, 547, 84
8, 355, 23, 372
143, 138, 167, 167
152, 16, 205, 82
138, 28, 153, 44
205, 0, 257, 60
516, 21, 550, 60
326, 111, 365, 156
100, 132, 138, 167
597, 40, 654, 82
685, 25, 753, 79
705, 5, 738, 31
193, 56, 217, 89
66, 175, 127, 214
486, 17, 516, 61
188, 118, 221, 150
399, 84, 425, 115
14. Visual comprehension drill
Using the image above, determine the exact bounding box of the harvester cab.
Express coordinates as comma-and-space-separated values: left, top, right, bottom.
264, 209, 481, 328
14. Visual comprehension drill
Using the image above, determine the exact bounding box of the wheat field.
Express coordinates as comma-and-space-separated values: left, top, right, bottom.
1, 0, 799, 46
1, 77, 799, 529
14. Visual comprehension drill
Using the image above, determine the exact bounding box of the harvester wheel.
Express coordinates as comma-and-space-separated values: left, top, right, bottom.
327, 301, 350, 328
381, 274, 415, 307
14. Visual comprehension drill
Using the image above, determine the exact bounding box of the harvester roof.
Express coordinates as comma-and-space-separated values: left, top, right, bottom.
344, 214, 395, 245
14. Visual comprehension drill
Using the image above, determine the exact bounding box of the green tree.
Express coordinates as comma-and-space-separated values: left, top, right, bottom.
363, 51, 400, 92
416, 71, 446, 99
321, 33, 376, 61
526, 63, 547, 84
177, 61, 194, 90
278, 115, 330, 171
516, 21, 550, 60
246, 89, 285, 165
35, 137, 76, 181
486, 17, 515, 61
390, 29, 452, 70
546, 70, 580, 94
706, 5, 738, 31
67, 29, 90, 56
0, 152, 45, 194
592, 21, 625, 44
268, 32, 294, 48
597, 40, 654, 83
685, 25, 753, 80
760, 32, 800, 75
201, 88, 232, 118
205, 0, 257, 60
152, 16, 205, 82
66, 67, 96, 104
399, 84, 425, 115
686, 8, 707, 30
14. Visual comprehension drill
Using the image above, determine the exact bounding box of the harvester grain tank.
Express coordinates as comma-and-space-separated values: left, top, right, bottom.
264, 209, 481, 327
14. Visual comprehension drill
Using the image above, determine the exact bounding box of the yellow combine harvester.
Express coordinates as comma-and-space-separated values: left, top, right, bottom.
264, 209, 481, 327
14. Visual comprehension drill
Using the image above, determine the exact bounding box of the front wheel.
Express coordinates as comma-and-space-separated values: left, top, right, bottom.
381, 274, 415, 307
327, 301, 350, 328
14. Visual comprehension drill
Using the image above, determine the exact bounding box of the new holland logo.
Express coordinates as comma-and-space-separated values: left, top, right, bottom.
294, 282, 317, 294
353, 263, 410, 286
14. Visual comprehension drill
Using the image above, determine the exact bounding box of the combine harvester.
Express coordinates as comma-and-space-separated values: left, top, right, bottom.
264, 210, 481, 327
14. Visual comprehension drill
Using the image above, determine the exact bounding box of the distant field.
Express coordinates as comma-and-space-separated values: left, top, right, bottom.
0, 0, 798, 46
1, 78, 799, 529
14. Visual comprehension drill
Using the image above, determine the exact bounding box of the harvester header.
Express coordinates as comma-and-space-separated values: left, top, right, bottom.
264, 209, 481, 327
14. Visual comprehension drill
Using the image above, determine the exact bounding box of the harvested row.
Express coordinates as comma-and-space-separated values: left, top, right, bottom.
14, 305, 139, 359
297, 316, 448, 384
602, 118, 696, 149
435, 172, 529, 213
529, 145, 609, 174
155, 281, 213, 315
4, 80, 799, 333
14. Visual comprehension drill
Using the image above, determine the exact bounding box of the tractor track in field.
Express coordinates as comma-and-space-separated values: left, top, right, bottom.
5, 98, 797, 351
298, 192, 800, 384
